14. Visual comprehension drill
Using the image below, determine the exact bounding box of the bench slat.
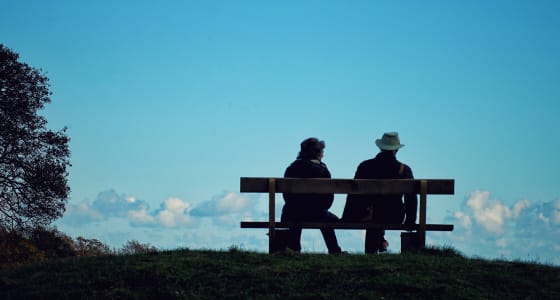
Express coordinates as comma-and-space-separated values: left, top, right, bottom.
240, 177, 454, 195
240, 221, 453, 231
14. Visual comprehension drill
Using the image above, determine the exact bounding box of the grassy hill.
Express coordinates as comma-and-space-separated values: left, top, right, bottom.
0, 247, 558, 299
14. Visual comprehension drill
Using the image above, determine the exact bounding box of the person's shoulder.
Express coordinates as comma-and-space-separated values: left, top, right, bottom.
316, 160, 329, 169
357, 158, 376, 168
397, 160, 413, 170
285, 159, 314, 172
285, 159, 304, 176
287, 159, 303, 167
396, 160, 414, 177
309, 160, 331, 177
311, 160, 330, 171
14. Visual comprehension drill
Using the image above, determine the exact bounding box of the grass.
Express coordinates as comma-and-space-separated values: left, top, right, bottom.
0, 246, 558, 299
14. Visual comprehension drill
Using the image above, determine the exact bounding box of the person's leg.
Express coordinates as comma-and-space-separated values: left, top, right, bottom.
286, 227, 302, 252
315, 210, 342, 254
367, 206, 405, 253
365, 229, 384, 254
320, 228, 342, 254
281, 205, 302, 252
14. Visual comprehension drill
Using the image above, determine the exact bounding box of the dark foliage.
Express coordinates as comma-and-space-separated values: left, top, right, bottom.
0, 227, 76, 268
0, 228, 44, 268
0, 44, 71, 233
0, 226, 162, 268
27, 227, 76, 258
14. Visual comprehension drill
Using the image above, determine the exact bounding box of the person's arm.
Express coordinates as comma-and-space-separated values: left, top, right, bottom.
316, 162, 334, 209
402, 165, 417, 225
353, 162, 366, 179
342, 164, 364, 220
282, 164, 295, 204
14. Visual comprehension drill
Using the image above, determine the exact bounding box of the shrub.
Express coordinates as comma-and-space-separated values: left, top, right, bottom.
0, 230, 45, 269
74, 237, 112, 256
120, 240, 158, 255
28, 227, 76, 258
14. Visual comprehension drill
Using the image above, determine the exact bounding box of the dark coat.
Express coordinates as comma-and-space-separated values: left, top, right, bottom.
342, 151, 418, 224
282, 159, 334, 211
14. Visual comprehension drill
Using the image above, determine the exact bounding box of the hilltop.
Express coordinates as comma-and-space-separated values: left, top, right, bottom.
1, 247, 558, 299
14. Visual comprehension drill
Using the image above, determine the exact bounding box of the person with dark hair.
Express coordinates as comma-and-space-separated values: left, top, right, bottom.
342, 132, 417, 254
281, 137, 343, 254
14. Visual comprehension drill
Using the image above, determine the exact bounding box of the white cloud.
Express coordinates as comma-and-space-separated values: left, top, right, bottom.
62, 189, 268, 229
155, 197, 194, 228
128, 207, 156, 226
214, 215, 238, 227
496, 238, 507, 248
61, 200, 104, 225
538, 213, 549, 224
189, 192, 269, 227
191, 192, 252, 217
552, 199, 560, 225
217, 192, 250, 213
60, 189, 151, 226
60, 190, 200, 229
157, 211, 176, 228
512, 199, 530, 218
466, 190, 512, 235
453, 211, 472, 231
93, 190, 151, 217
73, 200, 103, 219
62, 190, 150, 225
442, 191, 560, 265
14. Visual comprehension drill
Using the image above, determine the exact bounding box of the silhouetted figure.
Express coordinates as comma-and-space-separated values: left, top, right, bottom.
281, 138, 343, 254
342, 132, 417, 253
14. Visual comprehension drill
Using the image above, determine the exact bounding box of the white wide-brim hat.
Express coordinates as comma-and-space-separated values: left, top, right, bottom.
375, 132, 404, 151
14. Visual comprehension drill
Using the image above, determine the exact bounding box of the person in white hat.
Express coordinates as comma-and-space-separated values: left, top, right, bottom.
342, 132, 418, 254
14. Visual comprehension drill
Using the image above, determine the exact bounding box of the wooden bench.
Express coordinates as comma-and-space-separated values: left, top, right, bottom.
240, 177, 455, 253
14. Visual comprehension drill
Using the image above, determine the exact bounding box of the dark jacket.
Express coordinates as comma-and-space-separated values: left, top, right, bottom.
342, 151, 417, 224
282, 159, 334, 210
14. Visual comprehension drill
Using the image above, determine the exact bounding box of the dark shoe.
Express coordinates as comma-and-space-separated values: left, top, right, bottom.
284, 247, 300, 255
329, 249, 348, 255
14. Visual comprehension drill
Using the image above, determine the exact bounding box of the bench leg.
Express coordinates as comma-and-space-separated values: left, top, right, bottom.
401, 232, 421, 253
268, 178, 276, 254
269, 229, 289, 253
418, 180, 427, 249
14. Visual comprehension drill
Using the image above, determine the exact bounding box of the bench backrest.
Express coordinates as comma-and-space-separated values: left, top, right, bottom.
240, 177, 454, 195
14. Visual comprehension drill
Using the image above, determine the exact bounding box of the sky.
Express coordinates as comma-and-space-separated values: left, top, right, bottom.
2, 0, 559, 265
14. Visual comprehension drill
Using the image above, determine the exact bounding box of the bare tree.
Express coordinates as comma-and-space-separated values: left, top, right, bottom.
0, 44, 71, 233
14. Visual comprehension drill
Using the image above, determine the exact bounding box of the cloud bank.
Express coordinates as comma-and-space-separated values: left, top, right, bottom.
62, 190, 265, 229
59, 188, 560, 265
439, 190, 560, 265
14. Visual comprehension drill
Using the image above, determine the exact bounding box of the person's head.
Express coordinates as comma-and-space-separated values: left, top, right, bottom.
375, 132, 404, 155
298, 137, 325, 160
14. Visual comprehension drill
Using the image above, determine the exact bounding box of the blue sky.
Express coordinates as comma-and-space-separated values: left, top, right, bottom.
2, 1, 559, 264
